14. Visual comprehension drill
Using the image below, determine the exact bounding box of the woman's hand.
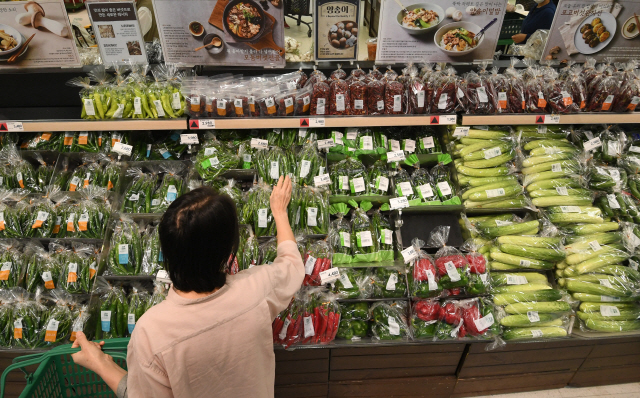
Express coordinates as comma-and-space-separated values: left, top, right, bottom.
270, 176, 292, 219
512, 33, 527, 44
71, 332, 111, 373
71, 331, 128, 393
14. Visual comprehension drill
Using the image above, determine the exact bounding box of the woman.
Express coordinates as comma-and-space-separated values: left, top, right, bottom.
71, 176, 304, 398
511, 0, 556, 44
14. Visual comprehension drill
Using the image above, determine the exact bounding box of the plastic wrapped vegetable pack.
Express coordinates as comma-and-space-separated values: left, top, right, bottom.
300, 187, 329, 235
492, 272, 573, 341
491, 234, 565, 272
369, 301, 410, 341
408, 238, 442, 298
302, 240, 332, 286
462, 239, 490, 294
412, 164, 440, 206
141, 225, 164, 276
371, 266, 407, 298
330, 157, 369, 197
94, 278, 128, 339
349, 201, 392, 263
195, 137, 239, 183
38, 289, 77, 347
121, 168, 157, 214
328, 203, 352, 264
428, 226, 470, 293
24, 243, 63, 293
150, 162, 186, 213
0, 240, 24, 289
336, 302, 369, 340
430, 158, 461, 206
10, 288, 47, 348
332, 268, 372, 299
254, 146, 295, 185
108, 218, 143, 275
56, 242, 97, 294
126, 286, 151, 336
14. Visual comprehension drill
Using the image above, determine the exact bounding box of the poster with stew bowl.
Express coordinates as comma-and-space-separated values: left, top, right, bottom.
153, 0, 285, 67
375, 0, 508, 63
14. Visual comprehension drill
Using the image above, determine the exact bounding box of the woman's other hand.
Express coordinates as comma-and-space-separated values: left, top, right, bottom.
270, 176, 292, 219
512, 33, 527, 43
71, 331, 128, 392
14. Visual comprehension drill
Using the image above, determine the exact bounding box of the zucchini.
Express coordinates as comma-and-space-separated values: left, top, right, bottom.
462, 181, 520, 200
583, 319, 640, 332
497, 236, 561, 249
532, 196, 593, 207
489, 261, 523, 271
465, 198, 528, 209
523, 170, 574, 186
528, 188, 592, 198
523, 139, 574, 151
468, 176, 519, 187
499, 243, 565, 262
500, 314, 562, 327
462, 142, 512, 159
521, 160, 579, 175
564, 233, 622, 254
482, 220, 539, 238
580, 302, 637, 312
465, 129, 510, 140
468, 184, 523, 202
502, 326, 567, 340
575, 254, 631, 275
522, 152, 574, 167
578, 310, 640, 322
529, 146, 578, 157
566, 244, 626, 265
548, 213, 603, 225
504, 301, 572, 314
457, 164, 509, 177
526, 178, 582, 192
493, 289, 563, 305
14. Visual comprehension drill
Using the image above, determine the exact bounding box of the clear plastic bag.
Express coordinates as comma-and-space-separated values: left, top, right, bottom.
430, 67, 457, 114
11, 288, 47, 349
428, 226, 470, 290
94, 277, 128, 339
332, 268, 372, 299
302, 240, 333, 287
407, 238, 441, 298
366, 67, 385, 115
461, 239, 490, 295
370, 301, 410, 341
0, 239, 24, 289
38, 289, 76, 347
108, 217, 143, 275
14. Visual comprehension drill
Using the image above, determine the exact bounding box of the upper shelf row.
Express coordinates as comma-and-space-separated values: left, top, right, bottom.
2, 113, 640, 132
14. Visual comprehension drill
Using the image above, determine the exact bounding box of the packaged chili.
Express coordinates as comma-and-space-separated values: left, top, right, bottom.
455, 75, 469, 113
331, 64, 348, 81
366, 68, 385, 115
430, 67, 457, 114
230, 84, 251, 118
581, 57, 599, 89
297, 68, 308, 89
613, 68, 640, 112
523, 60, 546, 113
213, 88, 234, 118
369, 65, 384, 80
275, 89, 297, 117
349, 77, 367, 115
304, 66, 327, 89
587, 66, 618, 112
310, 80, 330, 116
406, 64, 426, 115
384, 79, 405, 115
587, 60, 615, 101
464, 70, 497, 115
276, 70, 305, 91
382, 65, 398, 82
256, 86, 281, 117
329, 78, 351, 116
346, 65, 367, 84
503, 59, 526, 114
544, 70, 579, 114
294, 84, 313, 116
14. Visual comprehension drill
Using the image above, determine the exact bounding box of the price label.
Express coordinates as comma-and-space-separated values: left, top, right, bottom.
320, 268, 340, 285
584, 137, 602, 151
600, 305, 621, 317
519, 259, 531, 267
376, 176, 390, 193
437, 181, 452, 196
304, 255, 316, 275
629, 259, 639, 271
360, 136, 374, 150
386, 150, 405, 163
476, 86, 488, 103
495, 220, 512, 226
397, 181, 413, 197
339, 273, 353, 288
453, 127, 469, 137
419, 184, 435, 200
303, 316, 315, 337
556, 186, 569, 196
421, 136, 435, 150
426, 270, 438, 291
317, 139, 336, 149
357, 231, 373, 247
112, 142, 133, 156
388, 317, 400, 335
307, 207, 318, 227
340, 231, 351, 248
314, 174, 331, 187
299, 160, 311, 178
444, 261, 461, 282
599, 279, 613, 288
386, 273, 398, 290
389, 197, 409, 210
551, 163, 562, 173
507, 274, 528, 285
0, 122, 24, 132
309, 118, 325, 127
589, 240, 602, 251
560, 206, 581, 213
600, 295, 621, 302
156, 270, 171, 283
484, 146, 502, 159
258, 208, 268, 228
196, 119, 216, 129
527, 311, 540, 323
403, 139, 416, 153
279, 318, 291, 340
531, 329, 543, 338
180, 134, 199, 145
630, 146, 640, 154
607, 194, 620, 209
350, 177, 365, 193
439, 115, 457, 125
545, 115, 560, 124
401, 246, 418, 263
474, 313, 495, 331
250, 138, 268, 149
485, 188, 505, 198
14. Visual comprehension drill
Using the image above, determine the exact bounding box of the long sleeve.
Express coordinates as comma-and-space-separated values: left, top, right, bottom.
262, 240, 305, 319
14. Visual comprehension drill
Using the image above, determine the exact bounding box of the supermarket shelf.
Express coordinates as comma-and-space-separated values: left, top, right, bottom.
464, 207, 531, 215
572, 329, 640, 339
329, 195, 391, 205
3, 119, 188, 132
189, 115, 457, 130
328, 153, 443, 165
399, 204, 464, 213
461, 113, 640, 126
103, 275, 155, 282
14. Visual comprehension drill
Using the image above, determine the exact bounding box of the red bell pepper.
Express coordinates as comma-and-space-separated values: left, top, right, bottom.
414, 300, 441, 322
436, 255, 466, 275
466, 253, 486, 274
440, 302, 462, 325
462, 305, 486, 336
413, 258, 436, 282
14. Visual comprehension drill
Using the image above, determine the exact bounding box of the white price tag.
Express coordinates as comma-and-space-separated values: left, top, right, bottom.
397, 181, 413, 197
484, 146, 502, 159
404, 139, 416, 153
340, 231, 351, 248
112, 142, 133, 156
357, 231, 373, 247
389, 197, 409, 210
250, 138, 268, 149
419, 184, 435, 200
317, 139, 335, 149
607, 194, 620, 209
584, 137, 602, 151
279, 318, 291, 340
560, 206, 581, 213
269, 161, 279, 180
426, 270, 438, 291
3, 122, 23, 132
401, 246, 418, 263
304, 255, 316, 275
453, 127, 469, 137
485, 188, 505, 198
299, 160, 311, 178
600, 305, 621, 317
444, 261, 461, 282
421, 136, 435, 149
339, 273, 353, 288
476, 86, 488, 103
133, 97, 142, 115
393, 95, 402, 112
599, 279, 613, 288
495, 220, 512, 226
360, 136, 374, 150
196, 119, 216, 129
474, 313, 495, 331
376, 176, 389, 192
388, 317, 400, 335
386, 150, 405, 163
83, 99, 96, 116
258, 208, 268, 228
303, 316, 314, 337
437, 182, 452, 196
440, 115, 457, 125
519, 259, 531, 267
507, 274, 528, 285
551, 163, 562, 173
600, 295, 621, 302
556, 186, 569, 196
320, 268, 340, 285
527, 311, 540, 323
438, 93, 448, 110
531, 329, 543, 338
386, 273, 398, 291
589, 240, 602, 251
417, 90, 425, 107
314, 174, 331, 187
351, 177, 366, 193
203, 147, 217, 156
307, 207, 318, 227
390, 139, 401, 151
346, 129, 358, 140
545, 115, 560, 124
630, 146, 640, 154
180, 134, 199, 145
310, 118, 325, 127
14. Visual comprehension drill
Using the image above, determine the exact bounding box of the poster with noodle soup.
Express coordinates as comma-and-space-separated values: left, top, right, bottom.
152, 0, 285, 67
375, 0, 507, 63
542, 0, 640, 62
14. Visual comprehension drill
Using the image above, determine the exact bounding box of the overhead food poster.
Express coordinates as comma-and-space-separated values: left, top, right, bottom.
0, 0, 80, 68
375, 0, 508, 63
542, 0, 640, 62
152, 0, 285, 67
314, 0, 359, 61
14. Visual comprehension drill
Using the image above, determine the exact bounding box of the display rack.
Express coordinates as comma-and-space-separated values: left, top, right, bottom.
462, 113, 640, 126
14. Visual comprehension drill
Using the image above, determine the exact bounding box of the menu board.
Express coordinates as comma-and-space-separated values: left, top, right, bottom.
375, 0, 508, 63
314, 0, 359, 61
87, 1, 148, 64
153, 0, 285, 67
0, 0, 80, 68
543, 0, 640, 62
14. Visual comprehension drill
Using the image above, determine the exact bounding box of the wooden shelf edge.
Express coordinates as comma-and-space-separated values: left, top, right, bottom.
19, 119, 188, 132
461, 113, 640, 126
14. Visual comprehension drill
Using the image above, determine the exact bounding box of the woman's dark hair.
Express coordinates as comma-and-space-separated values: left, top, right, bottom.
159, 187, 239, 293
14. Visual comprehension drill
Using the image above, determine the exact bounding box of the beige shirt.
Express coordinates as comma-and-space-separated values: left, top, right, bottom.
126, 240, 304, 398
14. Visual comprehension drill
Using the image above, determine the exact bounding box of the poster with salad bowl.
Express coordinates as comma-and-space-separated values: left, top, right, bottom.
153, 0, 285, 67
542, 0, 640, 62
375, 0, 508, 63
0, 0, 80, 68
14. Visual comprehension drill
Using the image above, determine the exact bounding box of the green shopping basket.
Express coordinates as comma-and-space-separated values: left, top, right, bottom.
0, 338, 130, 398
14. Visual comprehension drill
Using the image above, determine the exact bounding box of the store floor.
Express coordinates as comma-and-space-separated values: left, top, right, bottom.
473, 382, 640, 398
